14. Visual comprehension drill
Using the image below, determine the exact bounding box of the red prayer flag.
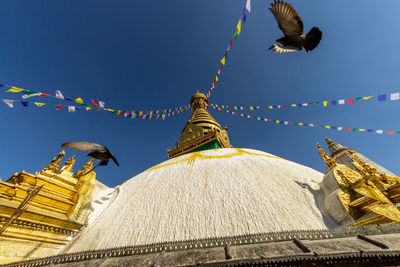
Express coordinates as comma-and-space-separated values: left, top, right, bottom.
347, 98, 354, 104
289, 122, 293, 125
268, 119, 272, 122
229, 38, 233, 46
387, 130, 394, 135
40, 93, 51, 97
250, 116, 254, 119
282, 105, 286, 108
345, 128, 351, 131
91, 99, 98, 106
55, 104, 64, 110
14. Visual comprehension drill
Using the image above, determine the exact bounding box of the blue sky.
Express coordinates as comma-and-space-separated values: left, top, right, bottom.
1, 0, 399, 187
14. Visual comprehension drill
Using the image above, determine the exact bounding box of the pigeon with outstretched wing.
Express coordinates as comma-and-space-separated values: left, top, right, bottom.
269, 0, 322, 53
62, 142, 119, 174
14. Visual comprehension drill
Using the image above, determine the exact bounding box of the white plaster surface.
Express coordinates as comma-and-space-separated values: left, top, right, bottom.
67, 148, 336, 252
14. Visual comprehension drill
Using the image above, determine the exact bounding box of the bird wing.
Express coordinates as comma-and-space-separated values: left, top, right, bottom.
61, 142, 104, 152
269, 44, 300, 53
269, 0, 304, 36
303, 27, 322, 52
110, 154, 119, 166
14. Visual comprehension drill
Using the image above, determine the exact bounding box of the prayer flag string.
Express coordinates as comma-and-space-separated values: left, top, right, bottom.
1, 84, 189, 119
205, 4, 249, 99
211, 105, 398, 136
210, 92, 400, 111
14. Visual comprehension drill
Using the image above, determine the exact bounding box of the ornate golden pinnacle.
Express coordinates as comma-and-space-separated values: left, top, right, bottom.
317, 143, 336, 169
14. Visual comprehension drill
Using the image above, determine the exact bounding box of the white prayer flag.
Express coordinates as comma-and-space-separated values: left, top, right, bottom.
264, 118, 268, 121
302, 103, 308, 106
55, 90, 64, 99
376, 130, 383, 134
98, 101, 105, 108
284, 121, 288, 125
246, 0, 251, 12
338, 99, 345, 105
337, 127, 343, 131
22, 93, 41, 99
68, 106, 76, 112
3, 99, 15, 108
390, 92, 400, 101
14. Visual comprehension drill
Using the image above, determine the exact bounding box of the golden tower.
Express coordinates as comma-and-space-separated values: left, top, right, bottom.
0, 152, 98, 264
167, 91, 231, 158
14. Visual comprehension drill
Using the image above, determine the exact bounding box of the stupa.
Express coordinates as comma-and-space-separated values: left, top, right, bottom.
2, 93, 400, 266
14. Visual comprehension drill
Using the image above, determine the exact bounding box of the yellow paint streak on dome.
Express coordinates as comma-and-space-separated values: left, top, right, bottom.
147, 148, 286, 172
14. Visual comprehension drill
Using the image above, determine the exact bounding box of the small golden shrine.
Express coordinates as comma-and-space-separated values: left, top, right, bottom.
167, 91, 231, 158
0, 151, 97, 264
318, 138, 400, 226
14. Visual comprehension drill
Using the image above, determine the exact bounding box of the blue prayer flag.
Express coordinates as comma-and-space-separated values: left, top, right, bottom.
378, 94, 387, 101
20, 101, 28, 107
331, 126, 337, 129
367, 129, 374, 132
242, 9, 246, 23
65, 97, 74, 101
331, 100, 337, 105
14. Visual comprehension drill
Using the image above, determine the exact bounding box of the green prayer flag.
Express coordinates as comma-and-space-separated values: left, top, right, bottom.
233, 30, 238, 40
355, 97, 362, 101
314, 101, 321, 105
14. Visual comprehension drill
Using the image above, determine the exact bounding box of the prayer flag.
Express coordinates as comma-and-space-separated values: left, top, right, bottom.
68, 106, 76, 112
7, 87, 24, 93
246, 0, 251, 12
22, 90, 41, 99
359, 129, 365, 132
55, 90, 64, 99
376, 130, 383, 134
75, 97, 84, 104
355, 97, 362, 101
233, 30, 238, 40
331, 100, 337, 105
378, 94, 387, 101
367, 129, 374, 132
237, 19, 242, 35
242, 10, 246, 23
337, 127, 343, 131
98, 101, 105, 108
363, 96, 373, 100
215, 75, 219, 82
345, 128, 350, 131
40, 93, 51, 97
347, 98, 354, 104
338, 99, 345, 105
387, 130, 394, 135
3, 99, 15, 107
65, 97, 74, 101
323, 101, 328, 107
91, 99, 98, 106
34, 102, 45, 106
86, 107, 92, 111
390, 92, 400, 100
20, 101, 28, 107
220, 57, 226, 65
55, 105, 65, 110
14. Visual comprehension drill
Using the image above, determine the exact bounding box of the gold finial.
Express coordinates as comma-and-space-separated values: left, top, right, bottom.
317, 143, 336, 169
73, 158, 95, 179
190, 91, 208, 112
59, 156, 75, 173
325, 137, 335, 146
42, 150, 66, 172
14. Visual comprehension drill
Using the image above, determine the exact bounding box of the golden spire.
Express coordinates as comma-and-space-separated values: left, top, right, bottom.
73, 158, 95, 179
325, 137, 334, 146
42, 150, 66, 172
316, 143, 336, 169
167, 91, 231, 158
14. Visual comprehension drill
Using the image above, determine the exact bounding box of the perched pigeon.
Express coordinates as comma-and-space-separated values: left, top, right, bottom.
269, 0, 322, 53
61, 142, 119, 174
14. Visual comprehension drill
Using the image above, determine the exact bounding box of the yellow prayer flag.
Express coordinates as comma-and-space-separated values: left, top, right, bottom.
299, 123, 303, 126
276, 120, 280, 123
108, 109, 114, 112
132, 114, 137, 118
257, 117, 260, 120
34, 102, 45, 107
241, 114, 244, 117
323, 101, 328, 107
7, 87, 25, 93
139, 111, 143, 115
237, 19, 242, 35
359, 129, 365, 132
86, 107, 91, 111
220, 57, 226, 65
222, 105, 225, 108
156, 110, 159, 114
269, 106, 273, 109
291, 104, 296, 107
172, 112, 175, 115
234, 106, 237, 110
363, 96, 373, 100
325, 125, 330, 129
250, 106, 254, 110
215, 76, 219, 82
75, 97, 84, 104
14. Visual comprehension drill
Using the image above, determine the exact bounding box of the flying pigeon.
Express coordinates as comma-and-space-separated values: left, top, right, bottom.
61, 142, 119, 174
269, 0, 322, 53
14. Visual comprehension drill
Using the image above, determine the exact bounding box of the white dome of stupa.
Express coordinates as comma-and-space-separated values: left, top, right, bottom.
65, 148, 337, 253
